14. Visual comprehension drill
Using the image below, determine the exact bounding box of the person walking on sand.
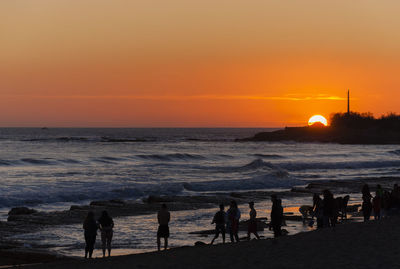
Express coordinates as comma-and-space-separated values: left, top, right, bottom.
270, 195, 283, 237
83, 211, 98, 259
227, 200, 240, 243
98, 210, 114, 258
157, 204, 170, 251
210, 204, 226, 245
247, 202, 260, 240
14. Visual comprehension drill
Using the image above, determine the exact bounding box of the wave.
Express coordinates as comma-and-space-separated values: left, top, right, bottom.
136, 153, 206, 161
21, 158, 56, 165
388, 149, 400, 155
23, 137, 90, 142
57, 159, 82, 164
183, 174, 301, 192
0, 182, 185, 208
0, 160, 11, 166
239, 159, 283, 171
21, 136, 156, 143
277, 160, 400, 171
1, 158, 82, 166
101, 137, 154, 143
253, 154, 285, 159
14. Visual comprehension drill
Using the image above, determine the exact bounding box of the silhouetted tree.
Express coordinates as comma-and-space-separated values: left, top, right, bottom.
330, 112, 400, 130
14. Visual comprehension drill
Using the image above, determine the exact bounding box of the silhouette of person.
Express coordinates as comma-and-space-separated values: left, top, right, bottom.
361, 184, 372, 222
98, 210, 114, 257
390, 184, 400, 208
312, 194, 323, 228
157, 204, 170, 251
210, 204, 226, 245
247, 202, 260, 240
373, 195, 381, 220
376, 184, 384, 198
83, 211, 98, 259
227, 200, 240, 243
270, 195, 283, 237
322, 190, 336, 227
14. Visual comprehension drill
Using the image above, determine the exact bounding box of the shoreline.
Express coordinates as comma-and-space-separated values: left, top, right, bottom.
1, 176, 399, 267
20, 215, 400, 269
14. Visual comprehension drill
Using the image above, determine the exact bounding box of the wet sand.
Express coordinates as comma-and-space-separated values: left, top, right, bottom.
19, 216, 400, 269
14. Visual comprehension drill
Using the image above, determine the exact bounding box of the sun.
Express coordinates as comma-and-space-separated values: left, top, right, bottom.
308, 115, 328, 126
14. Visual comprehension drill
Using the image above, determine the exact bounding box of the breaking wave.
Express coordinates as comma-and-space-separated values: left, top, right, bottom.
136, 153, 206, 161
183, 174, 301, 192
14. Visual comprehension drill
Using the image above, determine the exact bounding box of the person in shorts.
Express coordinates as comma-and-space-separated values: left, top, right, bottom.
157, 204, 170, 251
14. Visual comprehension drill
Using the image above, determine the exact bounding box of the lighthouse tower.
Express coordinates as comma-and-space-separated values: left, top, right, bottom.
347, 90, 350, 115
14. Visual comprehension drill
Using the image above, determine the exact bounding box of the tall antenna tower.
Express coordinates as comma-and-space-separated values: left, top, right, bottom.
347, 89, 350, 115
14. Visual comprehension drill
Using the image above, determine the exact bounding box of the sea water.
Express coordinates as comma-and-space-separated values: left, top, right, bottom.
0, 128, 399, 255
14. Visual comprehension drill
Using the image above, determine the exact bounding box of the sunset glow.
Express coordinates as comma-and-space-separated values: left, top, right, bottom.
308, 115, 328, 126
1, 1, 400, 127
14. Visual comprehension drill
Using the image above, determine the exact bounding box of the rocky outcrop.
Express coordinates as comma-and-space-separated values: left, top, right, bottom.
237, 126, 400, 144
8, 207, 37, 216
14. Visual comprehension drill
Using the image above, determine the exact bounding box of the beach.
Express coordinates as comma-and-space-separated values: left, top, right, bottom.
14, 216, 399, 269
1, 128, 399, 262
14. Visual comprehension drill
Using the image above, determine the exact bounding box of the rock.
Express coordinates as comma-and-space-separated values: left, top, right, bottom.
90, 200, 126, 207
194, 241, 207, 246
69, 205, 90, 211
8, 207, 37, 216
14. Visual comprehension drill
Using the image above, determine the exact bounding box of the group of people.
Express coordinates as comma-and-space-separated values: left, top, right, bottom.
210, 195, 284, 245
83, 210, 114, 259
311, 189, 339, 229
84, 184, 400, 257
82, 197, 285, 257
362, 183, 400, 221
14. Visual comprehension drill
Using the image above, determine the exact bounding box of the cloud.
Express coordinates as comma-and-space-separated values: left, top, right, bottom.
0, 93, 349, 101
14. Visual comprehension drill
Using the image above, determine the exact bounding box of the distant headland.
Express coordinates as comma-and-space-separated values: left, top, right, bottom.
237, 112, 400, 144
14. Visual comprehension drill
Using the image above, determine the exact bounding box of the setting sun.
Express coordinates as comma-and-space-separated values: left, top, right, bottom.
308, 115, 328, 126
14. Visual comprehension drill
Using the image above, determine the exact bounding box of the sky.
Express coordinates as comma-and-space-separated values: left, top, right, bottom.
1, 0, 400, 127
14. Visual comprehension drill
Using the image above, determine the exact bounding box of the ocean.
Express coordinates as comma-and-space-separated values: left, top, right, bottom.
1, 128, 399, 256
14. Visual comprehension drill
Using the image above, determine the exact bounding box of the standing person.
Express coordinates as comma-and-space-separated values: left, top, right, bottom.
391, 184, 400, 208
373, 195, 381, 220
227, 200, 240, 243
83, 211, 98, 259
157, 204, 170, 251
361, 184, 372, 222
210, 204, 226, 245
247, 202, 260, 240
98, 211, 114, 258
376, 184, 384, 199
312, 194, 324, 228
270, 195, 283, 237
322, 190, 336, 227
382, 191, 391, 218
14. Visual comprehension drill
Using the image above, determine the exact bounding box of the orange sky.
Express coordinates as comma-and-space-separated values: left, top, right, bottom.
1, 0, 399, 127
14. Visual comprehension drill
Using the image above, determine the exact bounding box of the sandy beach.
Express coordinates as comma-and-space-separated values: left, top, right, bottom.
14, 216, 399, 269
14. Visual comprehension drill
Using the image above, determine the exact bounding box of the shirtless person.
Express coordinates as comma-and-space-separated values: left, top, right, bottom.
157, 204, 171, 251
247, 202, 260, 240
